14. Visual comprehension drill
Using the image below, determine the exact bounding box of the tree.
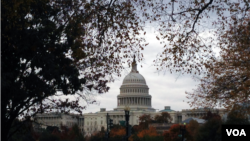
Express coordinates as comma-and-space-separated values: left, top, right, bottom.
132, 0, 250, 112
136, 127, 159, 139
162, 124, 181, 141
186, 16, 250, 112
225, 104, 250, 125
39, 132, 60, 141
88, 131, 105, 141
9, 118, 36, 141
195, 118, 222, 141
2, 0, 147, 140
138, 114, 153, 130
154, 112, 172, 123
110, 126, 126, 141
47, 124, 85, 141
186, 120, 199, 141
134, 0, 250, 74
202, 111, 221, 120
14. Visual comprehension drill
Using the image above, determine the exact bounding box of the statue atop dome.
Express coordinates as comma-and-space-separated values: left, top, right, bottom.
131, 54, 139, 73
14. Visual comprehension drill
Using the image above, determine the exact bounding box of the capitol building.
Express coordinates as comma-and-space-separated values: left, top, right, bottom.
34, 57, 225, 135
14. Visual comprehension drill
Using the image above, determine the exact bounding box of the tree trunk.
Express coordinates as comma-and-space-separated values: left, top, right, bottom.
0, 120, 10, 141
2, 106, 16, 141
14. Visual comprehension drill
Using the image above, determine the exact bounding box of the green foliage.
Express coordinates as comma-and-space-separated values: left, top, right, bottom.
195, 118, 222, 141
225, 109, 250, 125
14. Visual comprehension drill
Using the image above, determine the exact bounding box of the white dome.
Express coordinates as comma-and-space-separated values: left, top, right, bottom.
122, 72, 146, 84
115, 55, 155, 112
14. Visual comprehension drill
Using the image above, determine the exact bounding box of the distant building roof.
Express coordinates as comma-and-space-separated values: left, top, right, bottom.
182, 117, 206, 124
160, 106, 175, 112
160, 109, 175, 112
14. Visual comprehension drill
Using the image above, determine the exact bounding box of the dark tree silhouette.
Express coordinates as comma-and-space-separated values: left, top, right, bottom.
2, 0, 147, 140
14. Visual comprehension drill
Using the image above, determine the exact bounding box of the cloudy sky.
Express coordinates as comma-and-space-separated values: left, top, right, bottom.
82, 27, 200, 114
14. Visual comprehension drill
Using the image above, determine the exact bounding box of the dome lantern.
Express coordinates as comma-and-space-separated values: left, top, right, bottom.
131, 54, 139, 73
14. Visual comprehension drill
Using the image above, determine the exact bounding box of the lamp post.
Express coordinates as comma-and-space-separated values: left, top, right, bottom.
105, 113, 114, 141
124, 106, 130, 141
179, 123, 186, 141
106, 113, 109, 141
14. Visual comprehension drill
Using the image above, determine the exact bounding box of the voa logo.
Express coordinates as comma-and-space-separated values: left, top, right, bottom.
226, 129, 246, 136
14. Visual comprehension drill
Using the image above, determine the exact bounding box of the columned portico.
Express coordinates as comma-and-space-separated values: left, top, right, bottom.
118, 96, 152, 106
